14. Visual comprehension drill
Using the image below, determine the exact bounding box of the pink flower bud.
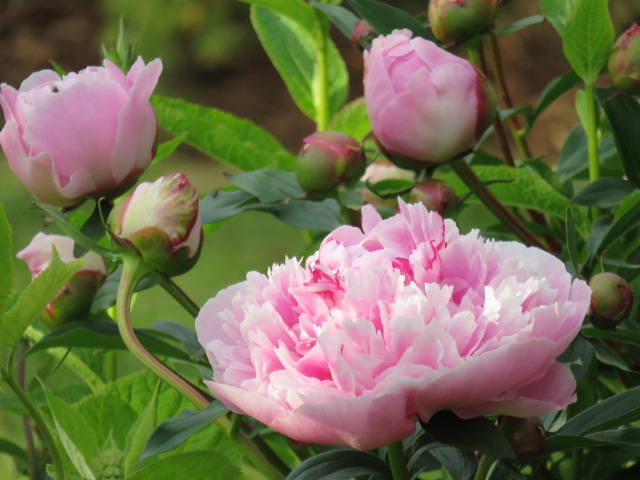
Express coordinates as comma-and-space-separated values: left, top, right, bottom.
17, 233, 108, 328
499, 416, 546, 459
295, 131, 366, 194
608, 23, 640, 95
364, 30, 496, 169
428, 0, 498, 43
408, 179, 457, 214
589, 272, 634, 329
0, 58, 162, 207
350, 20, 377, 51
107, 173, 202, 276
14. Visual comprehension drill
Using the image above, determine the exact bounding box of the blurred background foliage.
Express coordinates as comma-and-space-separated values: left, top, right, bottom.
1, 0, 640, 477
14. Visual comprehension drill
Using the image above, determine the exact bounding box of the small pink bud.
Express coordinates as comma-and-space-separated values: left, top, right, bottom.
364, 30, 496, 169
608, 23, 640, 95
350, 20, 377, 51
408, 179, 457, 214
295, 131, 366, 195
499, 416, 546, 459
589, 272, 634, 330
428, 0, 498, 43
108, 173, 202, 276
17, 233, 107, 328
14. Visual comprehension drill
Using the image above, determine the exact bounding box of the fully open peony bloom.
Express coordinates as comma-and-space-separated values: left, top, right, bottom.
196, 202, 590, 450
0, 58, 162, 206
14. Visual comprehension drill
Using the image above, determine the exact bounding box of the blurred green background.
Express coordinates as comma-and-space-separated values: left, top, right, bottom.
1, 0, 640, 478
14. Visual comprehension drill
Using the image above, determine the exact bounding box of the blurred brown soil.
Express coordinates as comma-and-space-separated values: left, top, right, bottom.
1, 0, 639, 162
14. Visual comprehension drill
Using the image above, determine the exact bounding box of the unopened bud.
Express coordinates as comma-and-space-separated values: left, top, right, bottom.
428, 0, 498, 43
589, 272, 634, 330
295, 131, 366, 195
350, 20, 377, 51
108, 173, 202, 276
499, 416, 545, 459
608, 23, 640, 95
408, 179, 457, 214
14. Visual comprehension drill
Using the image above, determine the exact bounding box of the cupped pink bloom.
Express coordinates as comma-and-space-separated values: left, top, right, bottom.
0, 58, 162, 207
196, 201, 591, 450
364, 30, 495, 167
17, 233, 108, 327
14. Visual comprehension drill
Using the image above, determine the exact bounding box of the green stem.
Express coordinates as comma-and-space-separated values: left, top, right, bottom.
116, 256, 286, 480
23, 326, 104, 392
474, 455, 495, 480
451, 159, 549, 251
312, 12, 330, 131
584, 83, 600, 183
571, 449, 583, 480
1, 368, 64, 480
387, 441, 410, 480
157, 274, 200, 318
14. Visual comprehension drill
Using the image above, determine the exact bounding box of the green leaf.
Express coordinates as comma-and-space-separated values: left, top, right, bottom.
147, 320, 204, 362
582, 327, 640, 349
199, 191, 274, 225
251, 5, 348, 122
547, 428, 640, 452
429, 446, 477, 480
286, 449, 392, 480
226, 169, 304, 202
590, 199, 640, 256
566, 206, 581, 275
440, 164, 591, 237
528, 71, 582, 132
327, 97, 372, 142
572, 178, 636, 208
597, 87, 640, 187
0, 437, 27, 464
124, 382, 160, 476
0, 250, 82, 354
420, 410, 515, 459
151, 132, 188, 166
0, 203, 13, 319
562, 0, 613, 85
73, 200, 112, 258
311, 0, 359, 38
271, 198, 343, 231
556, 386, 640, 435
27, 320, 195, 364
151, 95, 295, 171
90, 267, 158, 314
126, 451, 243, 480
588, 337, 633, 372
237, 0, 316, 34
492, 15, 545, 36
140, 401, 229, 462
44, 386, 99, 480
540, 0, 574, 36
346, 0, 432, 40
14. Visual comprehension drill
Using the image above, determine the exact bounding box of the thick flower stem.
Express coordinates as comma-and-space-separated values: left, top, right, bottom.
116, 257, 286, 480
451, 159, 549, 251
474, 455, 495, 480
0, 367, 64, 480
387, 441, 410, 480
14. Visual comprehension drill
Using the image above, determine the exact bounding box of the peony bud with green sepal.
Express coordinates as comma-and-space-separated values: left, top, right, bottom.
609, 23, 640, 95
428, 0, 498, 43
589, 272, 634, 330
108, 173, 202, 277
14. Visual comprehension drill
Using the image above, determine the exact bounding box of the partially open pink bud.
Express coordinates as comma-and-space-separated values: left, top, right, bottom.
295, 131, 366, 194
589, 272, 634, 329
609, 23, 640, 95
107, 173, 202, 276
499, 416, 546, 459
428, 0, 498, 43
0, 58, 162, 207
350, 20, 377, 51
408, 179, 457, 214
364, 30, 496, 169
17, 233, 107, 328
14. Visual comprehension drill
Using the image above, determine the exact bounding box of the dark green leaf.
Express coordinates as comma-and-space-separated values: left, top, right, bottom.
566, 206, 581, 275
337, 187, 364, 210
271, 198, 343, 231
429, 446, 477, 480
597, 87, 640, 187
582, 327, 640, 348
147, 320, 204, 362
199, 190, 272, 225
547, 428, 640, 452
368, 179, 415, 196
492, 15, 545, 35
0, 438, 27, 464
603, 258, 640, 269
589, 337, 633, 372
346, 0, 432, 40
590, 200, 640, 256
556, 386, 640, 435
286, 449, 392, 480
73, 200, 112, 258
562, 0, 613, 85
587, 215, 612, 257
311, 0, 360, 38
140, 401, 229, 462
226, 169, 304, 202
90, 267, 158, 314
27, 320, 194, 363
572, 178, 636, 208
529, 71, 582, 132
152, 95, 296, 171
420, 410, 515, 458
127, 451, 243, 480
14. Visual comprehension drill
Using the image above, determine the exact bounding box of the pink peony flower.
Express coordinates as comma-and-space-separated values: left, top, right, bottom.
18, 233, 108, 328
0, 58, 162, 207
364, 30, 495, 167
196, 201, 590, 450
